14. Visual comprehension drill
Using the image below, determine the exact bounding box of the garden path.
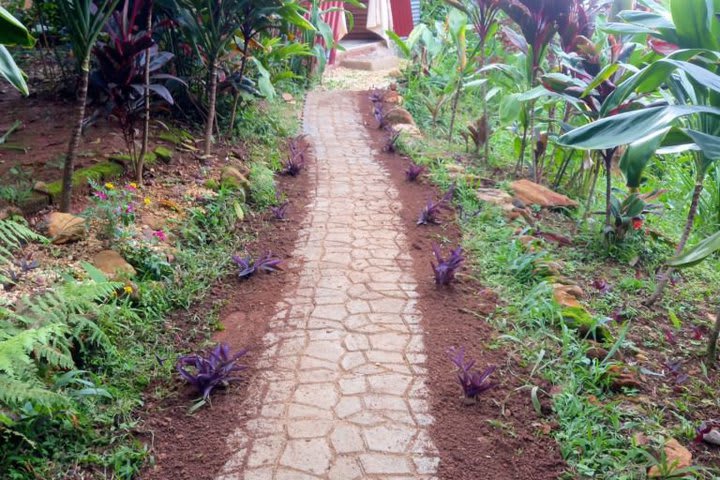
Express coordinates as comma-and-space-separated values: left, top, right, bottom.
216, 91, 439, 479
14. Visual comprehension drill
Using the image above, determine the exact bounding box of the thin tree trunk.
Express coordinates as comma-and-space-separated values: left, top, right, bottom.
137, 4, 153, 184
60, 58, 90, 212
582, 153, 601, 222
448, 82, 462, 144
204, 58, 218, 157
708, 303, 720, 364
646, 182, 704, 305
228, 39, 250, 137
604, 150, 614, 229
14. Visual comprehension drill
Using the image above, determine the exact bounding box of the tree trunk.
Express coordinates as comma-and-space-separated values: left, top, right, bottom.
137, 4, 153, 184
708, 303, 720, 364
604, 150, 614, 229
228, 39, 250, 137
204, 58, 218, 157
60, 58, 90, 212
646, 182, 704, 305
448, 82, 462, 144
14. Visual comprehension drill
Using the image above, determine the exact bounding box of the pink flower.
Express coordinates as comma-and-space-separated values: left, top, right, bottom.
94, 191, 108, 200
153, 230, 167, 242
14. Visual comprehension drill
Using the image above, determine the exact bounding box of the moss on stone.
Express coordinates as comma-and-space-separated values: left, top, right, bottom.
154, 146, 173, 161
46, 162, 125, 201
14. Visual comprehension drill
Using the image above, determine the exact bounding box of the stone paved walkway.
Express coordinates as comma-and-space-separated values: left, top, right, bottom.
217, 91, 438, 480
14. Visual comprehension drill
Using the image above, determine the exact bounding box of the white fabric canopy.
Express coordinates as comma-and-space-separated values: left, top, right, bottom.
366, 0, 393, 44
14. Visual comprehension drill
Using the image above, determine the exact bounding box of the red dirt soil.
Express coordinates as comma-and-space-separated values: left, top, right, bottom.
139, 139, 313, 480
357, 91, 566, 480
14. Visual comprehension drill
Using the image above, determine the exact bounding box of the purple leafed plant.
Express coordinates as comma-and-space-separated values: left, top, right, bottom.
281, 135, 307, 176
431, 244, 465, 286
447, 346, 497, 402
369, 89, 385, 105
270, 201, 289, 220
417, 185, 456, 225
176, 343, 249, 400
405, 163, 426, 182
232, 252, 282, 279
374, 105, 385, 129
383, 128, 401, 153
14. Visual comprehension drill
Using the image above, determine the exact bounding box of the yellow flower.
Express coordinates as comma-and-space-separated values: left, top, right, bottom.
144, 197, 151, 206
105, 182, 115, 190
123, 285, 133, 294
129, 182, 139, 190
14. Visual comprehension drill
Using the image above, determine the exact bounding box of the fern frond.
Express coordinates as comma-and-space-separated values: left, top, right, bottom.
0, 218, 45, 283
0, 376, 66, 407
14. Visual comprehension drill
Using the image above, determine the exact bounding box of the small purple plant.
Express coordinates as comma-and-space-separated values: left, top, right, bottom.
232, 252, 283, 279
369, 89, 385, 105
431, 244, 464, 286
417, 185, 456, 225
447, 346, 496, 403
383, 129, 401, 153
270, 201, 289, 220
405, 163, 425, 182
281, 135, 307, 176
374, 105, 385, 129
176, 343, 248, 400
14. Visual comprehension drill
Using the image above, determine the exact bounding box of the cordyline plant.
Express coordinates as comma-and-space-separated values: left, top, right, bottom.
447, 346, 496, 403
92, 0, 178, 183
176, 343, 248, 400
561, 0, 720, 304
431, 244, 465, 286
418, 184, 456, 225
498, 0, 572, 170
232, 252, 282, 279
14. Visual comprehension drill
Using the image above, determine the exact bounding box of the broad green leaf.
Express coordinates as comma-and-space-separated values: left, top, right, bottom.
582, 64, 619, 98
667, 230, 720, 267
670, 0, 719, 50
619, 127, 671, 188
0, 45, 27, 95
0, 6, 34, 46
386, 30, 410, 57
559, 105, 720, 150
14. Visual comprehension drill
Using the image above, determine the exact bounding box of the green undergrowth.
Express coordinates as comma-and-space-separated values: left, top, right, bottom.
0, 97, 300, 479
397, 122, 720, 478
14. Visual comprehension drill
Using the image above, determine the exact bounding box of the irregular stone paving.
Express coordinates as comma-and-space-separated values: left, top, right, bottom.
217, 91, 438, 480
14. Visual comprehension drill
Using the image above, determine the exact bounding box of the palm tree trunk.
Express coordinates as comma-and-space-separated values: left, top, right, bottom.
61, 58, 90, 212
137, 4, 153, 184
646, 182, 704, 305
228, 39, 250, 137
204, 58, 218, 157
708, 303, 720, 364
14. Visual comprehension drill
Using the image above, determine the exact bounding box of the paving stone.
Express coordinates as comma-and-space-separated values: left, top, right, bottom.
330, 424, 365, 453
280, 439, 332, 475
215, 91, 437, 480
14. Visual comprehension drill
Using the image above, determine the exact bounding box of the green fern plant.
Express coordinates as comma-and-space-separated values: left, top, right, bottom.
0, 218, 45, 284
0, 263, 121, 418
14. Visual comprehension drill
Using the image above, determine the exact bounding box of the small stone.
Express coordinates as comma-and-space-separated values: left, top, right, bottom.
648, 438, 692, 477
553, 283, 584, 308
510, 179, 578, 208
221, 166, 251, 194
47, 212, 86, 244
92, 250, 136, 279
154, 146, 173, 162
33, 181, 49, 194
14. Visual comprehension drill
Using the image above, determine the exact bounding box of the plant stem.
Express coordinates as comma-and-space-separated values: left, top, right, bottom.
603, 149, 615, 229
448, 81, 462, 144
708, 303, 720, 364
61, 58, 90, 212
228, 38, 250, 137
204, 58, 218, 157
137, 4, 153, 184
646, 181, 704, 306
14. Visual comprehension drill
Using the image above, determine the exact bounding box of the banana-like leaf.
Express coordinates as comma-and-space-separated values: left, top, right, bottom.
0, 6, 34, 46
667, 230, 720, 268
558, 105, 720, 150
619, 127, 671, 188
670, 0, 719, 50
0, 45, 27, 95
387, 30, 410, 57
601, 54, 720, 116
